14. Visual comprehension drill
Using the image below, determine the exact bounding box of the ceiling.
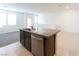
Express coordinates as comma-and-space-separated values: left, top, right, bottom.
0, 3, 79, 14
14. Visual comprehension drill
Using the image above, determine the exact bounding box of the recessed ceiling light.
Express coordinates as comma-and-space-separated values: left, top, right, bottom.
66, 6, 70, 9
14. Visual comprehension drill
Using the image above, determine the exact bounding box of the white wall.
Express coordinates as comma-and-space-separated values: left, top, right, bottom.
16, 13, 25, 29
38, 13, 58, 29
38, 10, 79, 33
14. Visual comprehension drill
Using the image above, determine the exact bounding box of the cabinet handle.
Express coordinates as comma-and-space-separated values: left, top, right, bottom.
31, 35, 43, 40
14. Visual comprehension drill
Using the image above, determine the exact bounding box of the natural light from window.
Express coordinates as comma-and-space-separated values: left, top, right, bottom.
27, 18, 32, 28
0, 13, 16, 28
8, 14, 16, 25
0, 13, 6, 27
35, 16, 38, 24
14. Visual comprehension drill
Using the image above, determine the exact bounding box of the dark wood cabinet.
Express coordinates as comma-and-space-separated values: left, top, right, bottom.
20, 30, 25, 46
24, 31, 31, 51
20, 30, 31, 52
44, 34, 56, 56
20, 28, 59, 56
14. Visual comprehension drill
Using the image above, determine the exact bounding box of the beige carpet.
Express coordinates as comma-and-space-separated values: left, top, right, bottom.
56, 31, 79, 56
2, 31, 79, 56
0, 42, 33, 56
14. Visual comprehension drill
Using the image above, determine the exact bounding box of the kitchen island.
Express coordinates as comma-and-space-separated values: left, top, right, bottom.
20, 28, 59, 56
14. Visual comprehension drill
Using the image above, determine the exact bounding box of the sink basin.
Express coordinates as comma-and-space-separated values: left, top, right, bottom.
23, 27, 36, 32
23, 28, 31, 31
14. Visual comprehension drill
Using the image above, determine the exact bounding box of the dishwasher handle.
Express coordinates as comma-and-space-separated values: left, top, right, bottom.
31, 35, 43, 40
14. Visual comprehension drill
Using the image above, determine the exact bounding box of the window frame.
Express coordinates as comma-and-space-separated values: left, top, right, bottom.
0, 12, 16, 28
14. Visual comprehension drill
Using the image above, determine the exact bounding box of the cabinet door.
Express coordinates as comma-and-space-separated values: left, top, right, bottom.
31, 34, 44, 56
44, 35, 55, 56
24, 31, 31, 52
20, 30, 25, 46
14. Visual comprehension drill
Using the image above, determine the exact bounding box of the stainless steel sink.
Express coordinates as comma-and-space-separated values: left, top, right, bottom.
23, 28, 31, 31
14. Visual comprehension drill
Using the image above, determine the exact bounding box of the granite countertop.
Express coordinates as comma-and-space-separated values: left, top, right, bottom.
21, 28, 59, 37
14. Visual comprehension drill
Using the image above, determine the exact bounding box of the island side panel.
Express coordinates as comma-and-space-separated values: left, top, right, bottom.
44, 34, 56, 56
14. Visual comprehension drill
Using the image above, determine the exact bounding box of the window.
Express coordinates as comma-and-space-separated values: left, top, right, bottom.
27, 16, 38, 28
0, 13, 16, 28
7, 14, 16, 25
34, 16, 38, 24
0, 13, 6, 27
27, 18, 32, 28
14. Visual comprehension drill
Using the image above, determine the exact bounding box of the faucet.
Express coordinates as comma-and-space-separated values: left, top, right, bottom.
30, 25, 36, 30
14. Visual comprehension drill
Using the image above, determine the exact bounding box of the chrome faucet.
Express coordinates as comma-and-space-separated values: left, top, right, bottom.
30, 25, 35, 30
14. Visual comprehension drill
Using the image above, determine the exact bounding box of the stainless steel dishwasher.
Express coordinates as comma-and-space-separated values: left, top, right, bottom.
31, 34, 44, 56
